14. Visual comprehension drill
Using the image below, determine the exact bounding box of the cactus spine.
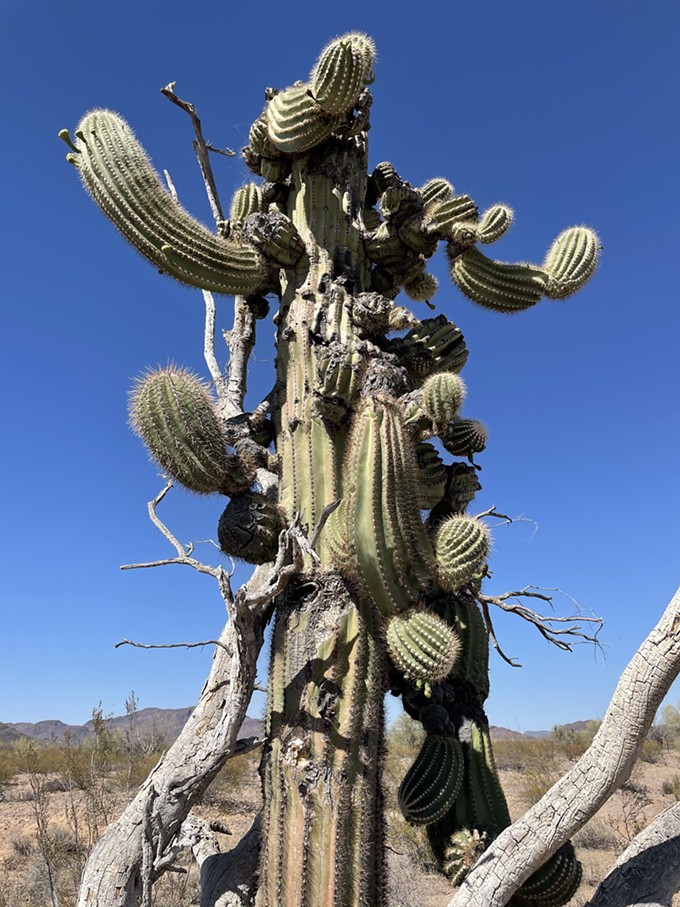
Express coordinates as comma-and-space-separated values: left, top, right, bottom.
65, 32, 600, 907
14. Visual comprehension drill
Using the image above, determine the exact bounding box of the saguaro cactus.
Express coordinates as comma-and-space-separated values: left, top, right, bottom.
63, 31, 599, 907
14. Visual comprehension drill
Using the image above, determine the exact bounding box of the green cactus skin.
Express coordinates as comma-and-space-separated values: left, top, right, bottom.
419, 177, 455, 210
426, 719, 511, 870
370, 161, 401, 195
380, 185, 422, 221
436, 516, 490, 593
477, 204, 514, 244
229, 183, 264, 222
385, 608, 461, 684
442, 418, 488, 459
329, 396, 436, 616
398, 734, 464, 826
262, 574, 386, 907
310, 33, 376, 115
266, 84, 342, 154
415, 442, 447, 510
421, 372, 467, 427
430, 590, 490, 700
365, 222, 410, 266
442, 828, 488, 885
429, 463, 482, 524
217, 492, 284, 564
389, 315, 469, 384
249, 112, 284, 159
242, 210, 306, 268
425, 195, 479, 238
67, 34, 599, 907
543, 227, 600, 299
128, 367, 253, 496
514, 842, 583, 906
449, 245, 549, 312
404, 270, 439, 302
71, 110, 266, 295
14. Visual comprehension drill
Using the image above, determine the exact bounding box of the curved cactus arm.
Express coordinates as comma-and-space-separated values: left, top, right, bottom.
447, 226, 600, 313
65, 110, 268, 295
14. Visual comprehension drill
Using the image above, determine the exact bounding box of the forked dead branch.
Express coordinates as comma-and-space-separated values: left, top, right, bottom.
60, 31, 678, 907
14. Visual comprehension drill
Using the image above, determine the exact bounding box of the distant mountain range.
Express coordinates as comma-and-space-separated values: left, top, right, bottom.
0, 708, 264, 746
0, 708, 593, 747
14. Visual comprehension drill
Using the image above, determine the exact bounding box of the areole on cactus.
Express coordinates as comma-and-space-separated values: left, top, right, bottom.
63, 28, 600, 907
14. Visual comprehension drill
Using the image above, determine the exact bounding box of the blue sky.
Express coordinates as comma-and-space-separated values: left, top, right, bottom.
1, 0, 678, 733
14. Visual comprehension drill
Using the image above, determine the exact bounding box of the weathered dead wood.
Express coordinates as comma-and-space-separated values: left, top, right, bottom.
447, 585, 680, 907
75, 544, 294, 907
588, 802, 680, 907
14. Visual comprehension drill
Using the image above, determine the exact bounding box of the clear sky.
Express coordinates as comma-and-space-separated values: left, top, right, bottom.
1, 0, 678, 733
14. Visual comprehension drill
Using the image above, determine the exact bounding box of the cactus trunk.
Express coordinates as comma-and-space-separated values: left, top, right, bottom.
65, 32, 601, 907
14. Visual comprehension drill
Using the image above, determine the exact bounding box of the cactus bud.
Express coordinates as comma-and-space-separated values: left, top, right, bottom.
266, 84, 341, 153
477, 204, 513, 244
230, 183, 264, 222
419, 178, 454, 210
421, 372, 467, 426
543, 226, 600, 299
443, 829, 488, 884
386, 608, 461, 684
436, 516, 490, 592
310, 32, 376, 114
442, 419, 488, 459
129, 367, 253, 496
404, 271, 439, 302
425, 195, 478, 238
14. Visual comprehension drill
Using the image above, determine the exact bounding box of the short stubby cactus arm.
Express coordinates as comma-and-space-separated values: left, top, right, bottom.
64, 110, 268, 295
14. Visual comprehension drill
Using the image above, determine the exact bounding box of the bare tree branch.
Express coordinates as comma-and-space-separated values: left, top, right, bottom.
160, 82, 225, 225
218, 297, 257, 421
479, 586, 603, 653
116, 638, 231, 653
203, 290, 228, 391
447, 585, 680, 907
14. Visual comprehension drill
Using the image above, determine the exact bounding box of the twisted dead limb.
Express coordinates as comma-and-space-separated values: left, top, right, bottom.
447, 585, 680, 907
76, 486, 302, 907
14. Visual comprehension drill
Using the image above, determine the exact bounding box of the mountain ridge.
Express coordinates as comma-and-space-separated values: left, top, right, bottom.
0, 708, 595, 746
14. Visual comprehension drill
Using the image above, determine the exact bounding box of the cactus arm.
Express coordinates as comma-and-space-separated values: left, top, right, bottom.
69, 110, 267, 295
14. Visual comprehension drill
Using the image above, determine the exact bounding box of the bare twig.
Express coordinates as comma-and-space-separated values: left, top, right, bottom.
163, 169, 179, 203
479, 586, 603, 654
160, 81, 225, 224
121, 482, 235, 596
478, 598, 522, 667
115, 638, 230, 653
204, 142, 236, 158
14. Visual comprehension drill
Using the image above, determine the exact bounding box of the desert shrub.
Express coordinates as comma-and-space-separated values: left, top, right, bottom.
551, 721, 600, 761
661, 774, 680, 799
386, 713, 425, 758
493, 736, 556, 773
12, 836, 33, 859
638, 737, 664, 764
573, 817, 619, 851
385, 808, 439, 874
201, 750, 260, 811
